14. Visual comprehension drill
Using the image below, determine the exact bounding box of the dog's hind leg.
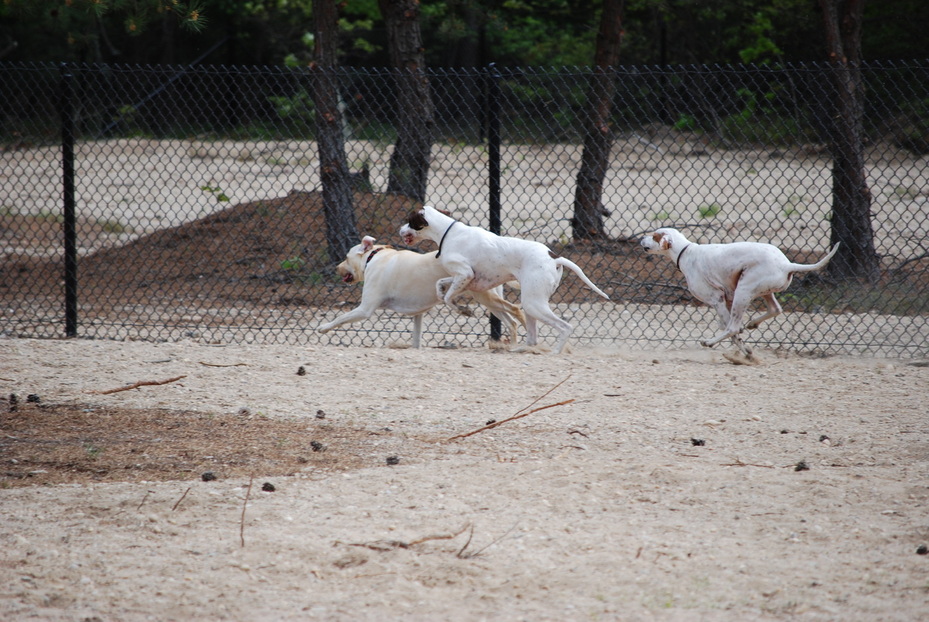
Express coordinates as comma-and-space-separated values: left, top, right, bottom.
745, 293, 782, 330
317, 305, 376, 334
522, 299, 573, 353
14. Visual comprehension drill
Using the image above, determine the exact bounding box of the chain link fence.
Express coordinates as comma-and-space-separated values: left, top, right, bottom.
2, 61, 928, 356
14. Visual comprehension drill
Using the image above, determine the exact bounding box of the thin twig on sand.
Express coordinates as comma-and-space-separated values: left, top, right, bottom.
89, 375, 186, 395
446, 399, 575, 441
172, 487, 191, 511
240, 476, 253, 548
344, 523, 473, 552
198, 361, 247, 368
457, 521, 520, 559
446, 375, 574, 441
721, 458, 776, 468
137, 490, 154, 511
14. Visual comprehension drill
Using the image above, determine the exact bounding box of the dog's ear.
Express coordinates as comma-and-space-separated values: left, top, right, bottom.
406, 209, 429, 231
361, 236, 376, 252
658, 233, 672, 251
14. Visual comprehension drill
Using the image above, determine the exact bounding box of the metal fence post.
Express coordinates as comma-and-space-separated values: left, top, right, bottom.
486, 63, 502, 341
60, 63, 77, 338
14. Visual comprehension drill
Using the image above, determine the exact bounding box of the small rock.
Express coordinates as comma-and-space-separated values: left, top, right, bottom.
296, 366, 306, 376
261, 482, 276, 492
26, 394, 41, 403
315, 409, 326, 419
691, 438, 706, 446
916, 545, 928, 555
310, 441, 326, 452
794, 461, 810, 472
485, 419, 497, 426
201, 471, 217, 482
386, 456, 400, 466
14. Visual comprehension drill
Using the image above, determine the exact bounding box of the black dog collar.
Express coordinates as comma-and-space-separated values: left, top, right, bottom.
436, 221, 457, 258
365, 247, 384, 267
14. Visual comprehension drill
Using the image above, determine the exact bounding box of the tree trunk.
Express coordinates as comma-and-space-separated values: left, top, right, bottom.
819, 0, 880, 282
379, 0, 434, 203
312, 0, 357, 262
572, 0, 624, 241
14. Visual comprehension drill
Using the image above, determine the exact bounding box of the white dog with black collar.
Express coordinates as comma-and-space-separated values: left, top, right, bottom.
640, 227, 839, 357
399, 206, 610, 353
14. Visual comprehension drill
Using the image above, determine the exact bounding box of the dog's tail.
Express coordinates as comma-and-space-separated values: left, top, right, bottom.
554, 258, 610, 299
789, 242, 841, 273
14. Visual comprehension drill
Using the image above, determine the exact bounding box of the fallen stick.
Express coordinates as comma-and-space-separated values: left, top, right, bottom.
721, 458, 776, 468
90, 375, 186, 395
446, 374, 573, 442
137, 490, 154, 511
198, 361, 247, 368
457, 521, 519, 559
446, 398, 574, 442
172, 487, 191, 511
240, 476, 254, 548
345, 523, 472, 552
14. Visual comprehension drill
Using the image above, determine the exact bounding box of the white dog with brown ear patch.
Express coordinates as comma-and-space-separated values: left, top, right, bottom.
317, 236, 524, 349
640, 227, 838, 358
399, 205, 610, 353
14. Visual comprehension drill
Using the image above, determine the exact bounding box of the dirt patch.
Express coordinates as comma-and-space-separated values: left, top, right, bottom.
0, 400, 401, 488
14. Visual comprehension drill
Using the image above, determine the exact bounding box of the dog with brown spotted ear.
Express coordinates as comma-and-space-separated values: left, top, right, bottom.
399, 205, 610, 354
640, 227, 839, 359
317, 235, 524, 349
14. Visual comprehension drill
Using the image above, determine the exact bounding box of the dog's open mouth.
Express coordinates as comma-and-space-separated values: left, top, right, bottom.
342, 273, 354, 284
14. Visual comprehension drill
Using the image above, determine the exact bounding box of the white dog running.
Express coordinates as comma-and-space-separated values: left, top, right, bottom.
317, 235, 524, 348
399, 206, 610, 353
640, 227, 839, 356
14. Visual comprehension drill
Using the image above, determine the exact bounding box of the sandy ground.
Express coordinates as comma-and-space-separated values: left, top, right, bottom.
2, 337, 928, 621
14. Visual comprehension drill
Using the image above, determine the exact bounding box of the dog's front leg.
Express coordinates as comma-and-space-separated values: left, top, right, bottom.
411, 313, 424, 349
701, 295, 738, 348
436, 263, 475, 308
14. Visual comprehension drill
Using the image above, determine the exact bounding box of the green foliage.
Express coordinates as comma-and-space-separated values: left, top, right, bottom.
716, 86, 807, 146
697, 203, 721, 218
893, 97, 929, 155
200, 184, 230, 203
280, 256, 306, 272
267, 90, 316, 129
674, 114, 699, 132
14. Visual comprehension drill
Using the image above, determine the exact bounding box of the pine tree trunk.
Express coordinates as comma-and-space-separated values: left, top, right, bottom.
312, 0, 357, 261
819, 0, 880, 282
573, 0, 624, 240
379, 0, 434, 203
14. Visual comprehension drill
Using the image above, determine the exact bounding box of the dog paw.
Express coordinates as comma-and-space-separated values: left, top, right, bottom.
455, 303, 474, 317
511, 344, 551, 355
723, 350, 761, 366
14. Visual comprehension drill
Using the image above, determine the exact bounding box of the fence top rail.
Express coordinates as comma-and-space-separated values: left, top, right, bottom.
2, 59, 928, 77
